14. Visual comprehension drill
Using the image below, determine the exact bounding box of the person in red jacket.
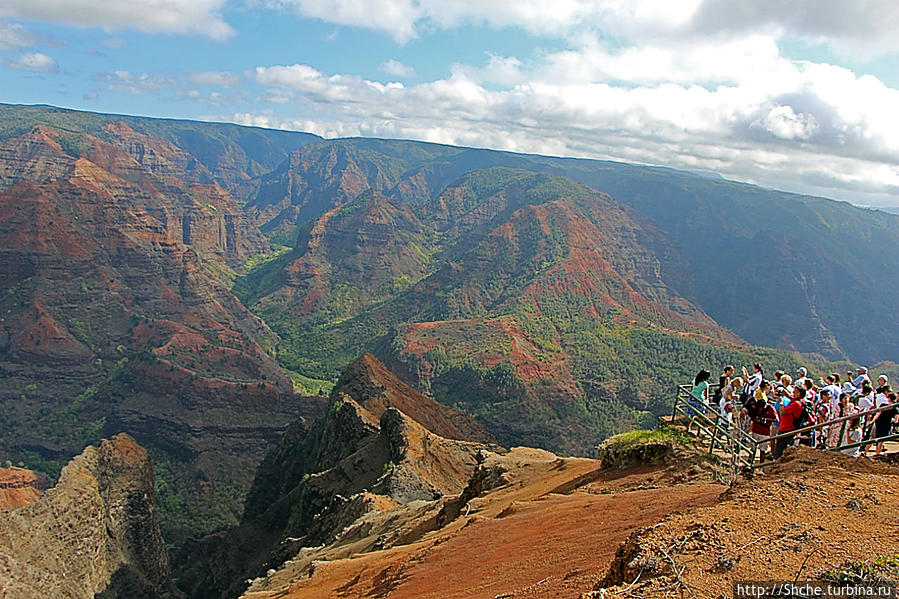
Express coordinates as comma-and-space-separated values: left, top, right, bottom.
773, 386, 807, 459
742, 397, 779, 462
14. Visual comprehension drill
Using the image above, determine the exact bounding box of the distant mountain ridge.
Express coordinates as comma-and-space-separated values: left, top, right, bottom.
240, 135, 899, 366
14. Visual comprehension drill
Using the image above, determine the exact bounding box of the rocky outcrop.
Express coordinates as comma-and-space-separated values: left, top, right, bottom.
333, 353, 495, 444
0, 434, 182, 598
176, 358, 497, 599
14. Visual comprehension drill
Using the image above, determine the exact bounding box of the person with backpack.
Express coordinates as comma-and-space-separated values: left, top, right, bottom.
742, 397, 778, 462
773, 386, 807, 459
798, 388, 818, 447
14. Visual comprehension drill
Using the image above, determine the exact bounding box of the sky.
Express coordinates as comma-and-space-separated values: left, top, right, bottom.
2, 1, 899, 207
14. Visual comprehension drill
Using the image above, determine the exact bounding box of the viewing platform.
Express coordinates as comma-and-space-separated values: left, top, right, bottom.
665, 384, 899, 468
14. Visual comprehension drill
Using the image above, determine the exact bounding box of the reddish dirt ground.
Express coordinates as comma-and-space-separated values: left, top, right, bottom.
243, 450, 726, 599
0, 467, 46, 510
599, 446, 899, 599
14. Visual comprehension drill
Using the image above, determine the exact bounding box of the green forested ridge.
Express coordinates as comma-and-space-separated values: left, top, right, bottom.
237, 162, 819, 453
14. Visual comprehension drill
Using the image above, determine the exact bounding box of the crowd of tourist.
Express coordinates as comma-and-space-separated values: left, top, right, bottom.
687, 363, 899, 462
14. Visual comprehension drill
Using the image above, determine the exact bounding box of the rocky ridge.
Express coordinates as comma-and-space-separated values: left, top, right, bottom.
247, 165, 744, 454
230, 433, 899, 599
175, 355, 498, 598
595, 446, 899, 598
0, 434, 181, 599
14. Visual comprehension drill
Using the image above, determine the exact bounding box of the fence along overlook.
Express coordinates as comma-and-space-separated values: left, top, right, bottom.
666, 377, 899, 469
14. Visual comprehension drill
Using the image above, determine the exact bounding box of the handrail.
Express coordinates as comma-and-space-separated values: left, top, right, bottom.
763, 400, 899, 443
671, 382, 899, 468
672, 384, 758, 468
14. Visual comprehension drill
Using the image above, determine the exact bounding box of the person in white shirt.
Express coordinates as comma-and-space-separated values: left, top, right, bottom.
823, 374, 842, 408
876, 374, 889, 394
742, 363, 764, 395
858, 383, 876, 413
842, 418, 863, 457
856, 382, 876, 454
795, 367, 809, 389
852, 367, 871, 389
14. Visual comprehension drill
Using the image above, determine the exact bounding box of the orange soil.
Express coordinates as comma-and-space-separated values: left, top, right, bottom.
244, 450, 726, 599
0, 467, 45, 510
600, 446, 899, 598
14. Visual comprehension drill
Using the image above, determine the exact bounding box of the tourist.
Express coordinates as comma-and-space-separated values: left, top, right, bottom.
803, 378, 817, 404
723, 376, 742, 408
713, 365, 734, 410
795, 366, 809, 388
836, 393, 859, 447
871, 388, 897, 455
773, 387, 806, 459
852, 367, 871, 389
772, 370, 785, 394
812, 388, 832, 449
742, 397, 778, 462
858, 382, 876, 413
857, 382, 876, 454
842, 418, 864, 457
876, 374, 890, 394
742, 363, 764, 399
688, 369, 712, 417
719, 385, 735, 431
823, 374, 842, 406
775, 375, 794, 416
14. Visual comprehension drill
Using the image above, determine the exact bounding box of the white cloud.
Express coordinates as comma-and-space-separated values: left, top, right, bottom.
227, 112, 275, 128
0, 0, 234, 40
3, 52, 57, 72
0, 20, 35, 50
188, 71, 241, 87
250, 54, 899, 205
98, 70, 178, 94
755, 105, 819, 141
274, 0, 698, 43
378, 59, 415, 78
688, 0, 899, 57
269, 0, 899, 56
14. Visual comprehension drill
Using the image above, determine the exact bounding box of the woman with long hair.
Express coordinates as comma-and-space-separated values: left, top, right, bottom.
688, 369, 712, 417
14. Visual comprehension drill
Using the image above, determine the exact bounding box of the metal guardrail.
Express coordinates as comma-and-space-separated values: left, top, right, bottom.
670, 383, 899, 468
672, 384, 758, 468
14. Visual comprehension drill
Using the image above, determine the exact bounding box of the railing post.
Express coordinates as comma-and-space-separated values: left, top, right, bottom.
708, 415, 720, 454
